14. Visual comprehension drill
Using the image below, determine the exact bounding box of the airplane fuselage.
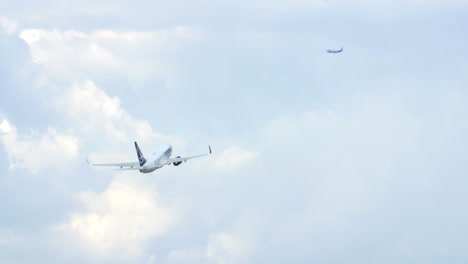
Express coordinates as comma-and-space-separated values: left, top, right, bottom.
140, 144, 173, 173
326, 47, 343, 53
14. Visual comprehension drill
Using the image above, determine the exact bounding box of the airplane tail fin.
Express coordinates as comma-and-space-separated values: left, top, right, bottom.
134, 141, 146, 167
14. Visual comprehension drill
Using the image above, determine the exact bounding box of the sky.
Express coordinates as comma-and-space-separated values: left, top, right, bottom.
1, 0, 468, 263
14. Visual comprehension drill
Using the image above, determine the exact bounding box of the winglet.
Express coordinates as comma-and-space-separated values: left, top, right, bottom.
209, 145, 212, 154
134, 141, 146, 167
86, 158, 93, 167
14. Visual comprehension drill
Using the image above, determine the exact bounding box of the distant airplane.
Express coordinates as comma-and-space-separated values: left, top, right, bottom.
326, 47, 343, 53
88, 142, 212, 173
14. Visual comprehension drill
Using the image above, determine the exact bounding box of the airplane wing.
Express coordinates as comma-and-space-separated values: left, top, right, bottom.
87, 159, 139, 168
163, 146, 212, 165
114, 167, 140, 170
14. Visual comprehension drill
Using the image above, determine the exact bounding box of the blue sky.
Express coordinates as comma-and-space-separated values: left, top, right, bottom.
1, 1, 468, 263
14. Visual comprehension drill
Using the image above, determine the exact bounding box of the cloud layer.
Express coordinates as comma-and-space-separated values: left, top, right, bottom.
1, 2, 468, 263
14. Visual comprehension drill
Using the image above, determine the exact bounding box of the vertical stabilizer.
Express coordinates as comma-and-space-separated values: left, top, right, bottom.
134, 141, 146, 167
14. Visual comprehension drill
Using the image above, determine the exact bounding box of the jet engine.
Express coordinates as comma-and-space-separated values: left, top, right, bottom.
173, 156, 182, 166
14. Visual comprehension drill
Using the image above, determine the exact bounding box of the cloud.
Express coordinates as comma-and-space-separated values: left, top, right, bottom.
54, 80, 185, 165
0, 16, 18, 34
0, 119, 79, 173
1, 25, 189, 260
0, 78, 182, 174
59, 81, 153, 142
206, 227, 257, 264
19, 26, 201, 89
16, 26, 193, 156
166, 249, 205, 264
212, 146, 258, 171
1, 3, 467, 264
58, 176, 174, 257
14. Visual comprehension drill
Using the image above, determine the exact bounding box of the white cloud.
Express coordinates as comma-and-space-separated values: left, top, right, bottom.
19, 26, 201, 89
58, 176, 174, 257
0, 16, 18, 34
1, 3, 467, 263
206, 232, 255, 264
166, 249, 205, 264
59, 81, 145, 141
1, 81, 183, 168
0, 41, 184, 166
0, 119, 15, 134
55, 80, 184, 163
16, 27, 192, 160
212, 146, 258, 171
0, 119, 79, 173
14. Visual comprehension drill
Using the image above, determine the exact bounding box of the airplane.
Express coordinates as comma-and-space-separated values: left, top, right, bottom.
326, 47, 343, 53
88, 142, 212, 173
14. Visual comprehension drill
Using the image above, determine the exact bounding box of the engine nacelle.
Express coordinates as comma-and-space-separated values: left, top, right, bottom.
173, 156, 182, 166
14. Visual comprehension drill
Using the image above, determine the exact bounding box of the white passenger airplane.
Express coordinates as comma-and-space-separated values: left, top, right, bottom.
88, 142, 212, 173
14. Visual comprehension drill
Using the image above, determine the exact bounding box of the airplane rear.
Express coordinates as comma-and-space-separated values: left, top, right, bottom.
90, 142, 210, 173
134, 141, 146, 167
